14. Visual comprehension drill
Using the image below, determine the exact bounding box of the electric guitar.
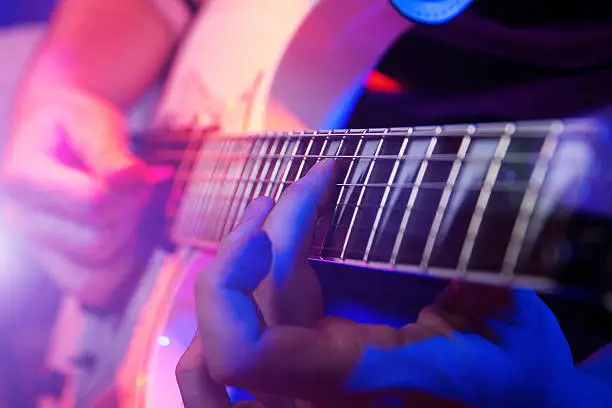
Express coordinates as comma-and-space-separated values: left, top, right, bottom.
27, 0, 612, 407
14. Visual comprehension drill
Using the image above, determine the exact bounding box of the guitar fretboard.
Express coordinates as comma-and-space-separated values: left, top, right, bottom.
148, 118, 612, 291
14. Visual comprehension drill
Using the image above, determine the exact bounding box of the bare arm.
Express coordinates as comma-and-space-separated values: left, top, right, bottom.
15, 0, 184, 114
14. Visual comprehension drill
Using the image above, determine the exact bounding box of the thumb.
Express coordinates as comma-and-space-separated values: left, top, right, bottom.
177, 331, 232, 408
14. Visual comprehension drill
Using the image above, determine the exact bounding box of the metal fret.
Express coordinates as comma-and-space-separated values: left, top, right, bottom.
251, 138, 280, 199
340, 135, 386, 259
317, 134, 347, 256
168, 129, 203, 242
501, 122, 563, 276
331, 134, 365, 260
179, 138, 216, 240
294, 137, 315, 180
264, 137, 290, 197
390, 136, 438, 265
274, 137, 302, 201
212, 139, 253, 240
220, 138, 265, 237
363, 135, 410, 262
317, 136, 330, 162
420, 133, 472, 268
231, 139, 272, 230
456, 124, 515, 272
197, 139, 234, 240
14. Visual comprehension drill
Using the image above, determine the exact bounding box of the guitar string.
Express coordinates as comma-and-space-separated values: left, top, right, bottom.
167, 123, 565, 271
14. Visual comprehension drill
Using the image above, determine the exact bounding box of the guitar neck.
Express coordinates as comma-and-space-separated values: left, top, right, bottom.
141, 118, 612, 293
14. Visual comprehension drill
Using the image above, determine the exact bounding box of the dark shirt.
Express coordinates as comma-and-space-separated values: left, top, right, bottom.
349, 0, 612, 126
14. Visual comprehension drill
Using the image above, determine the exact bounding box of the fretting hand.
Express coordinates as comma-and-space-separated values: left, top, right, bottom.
177, 159, 585, 407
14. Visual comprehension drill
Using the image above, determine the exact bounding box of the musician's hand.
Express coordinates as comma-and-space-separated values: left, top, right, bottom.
182, 159, 576, 407
1, 88, 169, 307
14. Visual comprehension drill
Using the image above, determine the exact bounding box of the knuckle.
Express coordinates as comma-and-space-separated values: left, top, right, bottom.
207, 360, 244, 387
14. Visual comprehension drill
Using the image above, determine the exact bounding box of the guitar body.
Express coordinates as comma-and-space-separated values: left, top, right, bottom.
41, 1, 414, 407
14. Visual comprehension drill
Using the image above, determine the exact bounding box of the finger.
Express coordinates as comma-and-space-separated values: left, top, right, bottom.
316, 316, 402, 348
424, 281, 515, 340
195, 229, 273, 380
262, 159, 336, 277
217, 196, 275, 257
177, 332, 231, 408
222, 197, 298, 408
2, 158, 110, 224
256, 160, 336, 326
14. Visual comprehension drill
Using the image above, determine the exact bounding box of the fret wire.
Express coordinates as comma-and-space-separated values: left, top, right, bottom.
274, 137, 302, 202
420, 133, 473, 268
219, 139, 262, 238
251, 138, 281, 200
456, 125, 515, 273
223, 140, 265, 236
317, 136, 330, 162
197, 139, 234, 240
294, 136, 315, 180
170, 132, 207, 242
210, 139, 251, 241
390, 137, 438, 265
341, 134, 386, 259
318, 133, 347, 257
178, 138, 216, 241
501, 122, 563, 276
230, 139, 271, 232
264, 137, 290, 197
332, 135, 365, 260
363, 133, 411, 262
191, 139, 231, 240
274, 135, 315, 205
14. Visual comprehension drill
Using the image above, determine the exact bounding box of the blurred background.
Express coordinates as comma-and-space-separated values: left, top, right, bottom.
1, 3, 58, 405
0, 0, 56, 151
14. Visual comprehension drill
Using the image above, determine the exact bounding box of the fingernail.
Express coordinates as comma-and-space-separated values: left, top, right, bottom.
223, 230, 273, 293
308, 159, 335, 179
237, 196, 274, 228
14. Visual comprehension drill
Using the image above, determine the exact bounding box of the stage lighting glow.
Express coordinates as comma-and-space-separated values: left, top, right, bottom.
0, 228, 10, 279
158, 336, 171, 347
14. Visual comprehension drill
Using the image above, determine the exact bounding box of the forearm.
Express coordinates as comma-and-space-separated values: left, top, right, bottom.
15, 0, 177, 115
